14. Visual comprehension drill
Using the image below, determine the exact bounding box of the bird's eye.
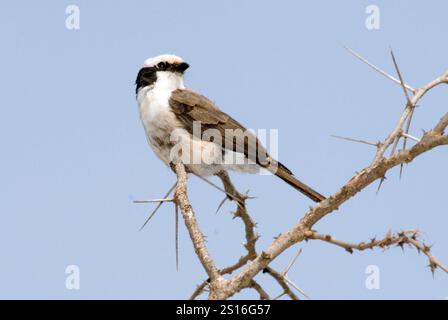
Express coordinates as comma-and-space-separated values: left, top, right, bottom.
157, 62, 167, 69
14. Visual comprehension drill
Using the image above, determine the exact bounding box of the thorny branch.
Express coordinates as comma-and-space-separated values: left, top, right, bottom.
189, 171, 301, 299
162, 50, 448, 299
305, 230, 448, 274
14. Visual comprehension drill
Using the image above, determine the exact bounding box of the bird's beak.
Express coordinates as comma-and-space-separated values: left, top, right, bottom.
174, 62, 190, 73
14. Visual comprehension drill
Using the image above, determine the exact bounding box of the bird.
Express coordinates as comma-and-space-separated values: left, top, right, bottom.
135, 54, 325, 202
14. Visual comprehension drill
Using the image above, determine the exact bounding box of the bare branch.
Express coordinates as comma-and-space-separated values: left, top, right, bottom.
190, 171, 259, 299
173, 162, 222, 283
190, 282, 208, 300
175, 203, 179, 271
172, 58, 448, 300
215, 110, 448, 299
407, 238, 448, 274
305, 230, 448, 274
434, 113, 448, 135
216, 171, 258, 259
249, 280, 270, 300
374, 71, 448, 163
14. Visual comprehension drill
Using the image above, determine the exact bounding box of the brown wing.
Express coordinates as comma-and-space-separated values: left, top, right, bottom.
169, 89, 325, 202
169, 88, 272, 168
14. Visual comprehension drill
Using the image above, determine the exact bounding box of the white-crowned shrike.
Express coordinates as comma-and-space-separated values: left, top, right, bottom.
135, 54, 325, 202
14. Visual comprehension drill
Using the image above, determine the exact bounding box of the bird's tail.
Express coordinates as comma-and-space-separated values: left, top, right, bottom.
267, 163, 325, 203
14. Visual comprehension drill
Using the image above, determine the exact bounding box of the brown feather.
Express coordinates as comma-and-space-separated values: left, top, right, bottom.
169, 89, 325, 202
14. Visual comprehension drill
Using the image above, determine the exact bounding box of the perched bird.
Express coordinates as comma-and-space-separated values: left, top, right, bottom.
135, 54, 325, 202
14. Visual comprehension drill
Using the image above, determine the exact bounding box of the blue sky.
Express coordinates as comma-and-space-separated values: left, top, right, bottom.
0, 1, 447, 299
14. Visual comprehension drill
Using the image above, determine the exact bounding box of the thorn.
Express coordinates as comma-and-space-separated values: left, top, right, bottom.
428, 263, 437, 277
215, 196, 228, 214
390, 48, 412, 105
139, 184, 177, 231
401, 132, 420, 143
343, 46, 415, 92
195, 174, 245, 207
376, 177, 386, 194
133, 198, 174, 204
385, 230, 393, 239
345, 248, 354, 254
273, 292, 286, 300
331, 134, 379, 147
261, 251, 271, 260
283, 248, 303, 276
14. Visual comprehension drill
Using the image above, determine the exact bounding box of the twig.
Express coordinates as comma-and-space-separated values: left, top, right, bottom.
249, 280, 270, 300
305, 230, 448, 274
190, 282, 209, 300
407, 238, 448, 274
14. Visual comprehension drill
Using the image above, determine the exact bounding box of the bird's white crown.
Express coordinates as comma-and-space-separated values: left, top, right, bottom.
143, 54, 184, 68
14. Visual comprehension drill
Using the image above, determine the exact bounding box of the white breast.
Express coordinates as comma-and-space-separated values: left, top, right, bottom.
137, 71, 260, 176
138, 84, 180, 165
